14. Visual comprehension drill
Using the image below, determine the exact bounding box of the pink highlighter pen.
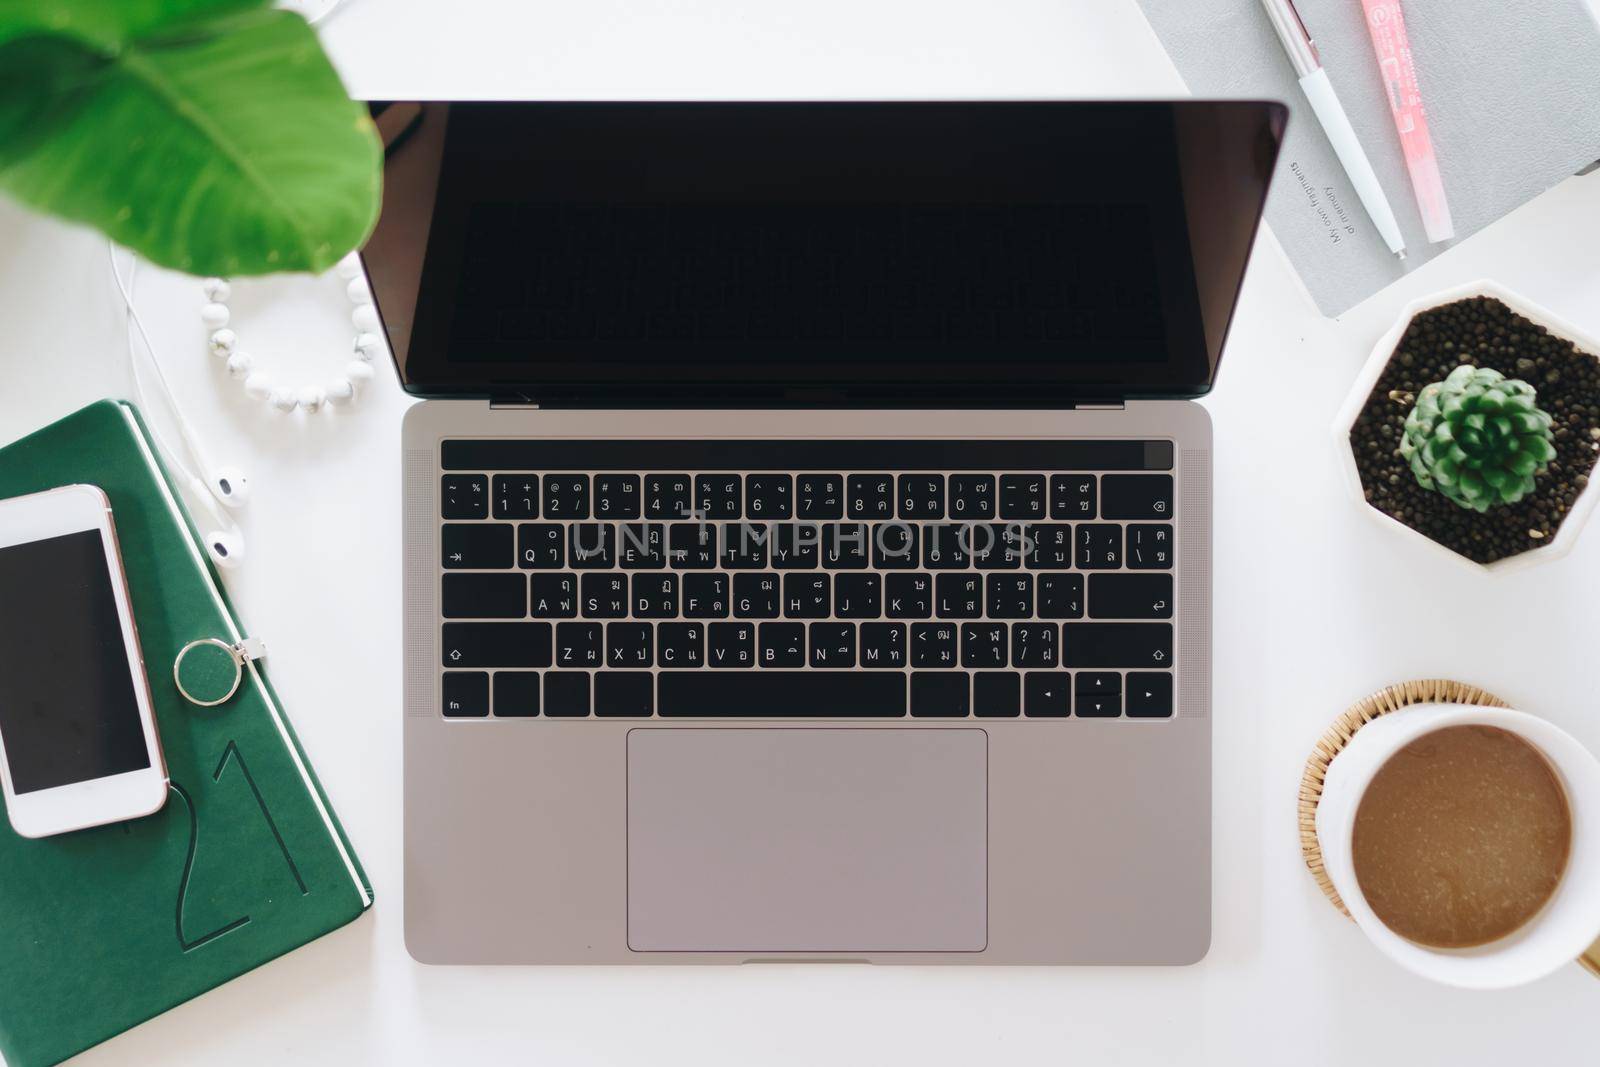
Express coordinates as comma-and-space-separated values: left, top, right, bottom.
1359, 0, 1454, 243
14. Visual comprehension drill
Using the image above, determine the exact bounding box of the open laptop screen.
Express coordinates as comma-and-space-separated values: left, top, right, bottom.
365, 101, 1284, 400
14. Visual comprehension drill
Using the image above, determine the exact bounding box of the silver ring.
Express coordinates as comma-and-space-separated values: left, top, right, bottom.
173, 638, 245, 707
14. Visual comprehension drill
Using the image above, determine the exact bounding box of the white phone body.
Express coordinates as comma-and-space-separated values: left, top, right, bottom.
0, 485, 167, 838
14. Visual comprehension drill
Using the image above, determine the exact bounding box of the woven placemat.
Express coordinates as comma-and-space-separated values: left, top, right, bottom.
1298, 678, 1510, 917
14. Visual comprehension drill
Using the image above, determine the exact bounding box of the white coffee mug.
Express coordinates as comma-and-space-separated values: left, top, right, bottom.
1317, 702, 1600, 988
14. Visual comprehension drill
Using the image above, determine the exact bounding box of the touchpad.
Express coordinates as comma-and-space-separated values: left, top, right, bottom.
627, 728, 987, 953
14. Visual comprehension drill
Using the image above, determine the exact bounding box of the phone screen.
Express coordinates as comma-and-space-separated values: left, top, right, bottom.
0, 529, 151, 794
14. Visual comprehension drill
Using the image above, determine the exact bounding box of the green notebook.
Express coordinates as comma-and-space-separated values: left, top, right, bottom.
0, 400, 372, 1067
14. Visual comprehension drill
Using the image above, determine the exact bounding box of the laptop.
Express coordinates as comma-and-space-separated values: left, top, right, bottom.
369, 101, 1285, 964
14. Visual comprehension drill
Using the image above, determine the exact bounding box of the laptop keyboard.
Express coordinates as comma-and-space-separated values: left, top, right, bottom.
436, 440, 1176, 720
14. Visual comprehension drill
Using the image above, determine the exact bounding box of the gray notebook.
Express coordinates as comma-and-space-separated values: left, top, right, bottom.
1136, 0, 1600, 316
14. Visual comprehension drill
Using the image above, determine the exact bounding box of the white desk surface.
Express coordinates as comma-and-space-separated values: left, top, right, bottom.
1, 1, 1597, 1062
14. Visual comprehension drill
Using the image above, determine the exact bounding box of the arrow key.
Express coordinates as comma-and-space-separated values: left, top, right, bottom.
1023, 672, 1071, 717
1126, 672, 1173, 718
1076, 692, 1121, 718
1075, 671, 1121, 695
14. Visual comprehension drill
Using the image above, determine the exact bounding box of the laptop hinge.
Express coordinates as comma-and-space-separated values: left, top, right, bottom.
483, 391, 1129, 410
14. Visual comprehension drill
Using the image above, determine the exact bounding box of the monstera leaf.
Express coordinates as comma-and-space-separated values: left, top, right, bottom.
0, 0, 380, 275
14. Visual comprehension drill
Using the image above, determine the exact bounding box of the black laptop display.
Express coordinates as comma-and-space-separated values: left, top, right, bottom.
365, 101, 1284, 401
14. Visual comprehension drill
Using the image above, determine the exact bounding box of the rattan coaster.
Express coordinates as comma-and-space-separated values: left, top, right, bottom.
1297, 678, 1510, 918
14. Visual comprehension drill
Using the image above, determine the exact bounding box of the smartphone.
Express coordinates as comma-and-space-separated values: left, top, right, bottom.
0, 485, 167, 837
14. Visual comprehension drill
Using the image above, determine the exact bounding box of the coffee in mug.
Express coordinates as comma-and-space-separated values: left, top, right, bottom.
1350, 725, 1571, 949
1316, 703, 1600, 988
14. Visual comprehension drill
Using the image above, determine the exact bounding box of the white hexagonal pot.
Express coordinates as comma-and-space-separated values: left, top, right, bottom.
1333, 279, 1600, 575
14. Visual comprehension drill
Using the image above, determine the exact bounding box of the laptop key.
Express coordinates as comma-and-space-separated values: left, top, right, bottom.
911, 672, 970, 717
543, 671, 591, 717
897, 474, 945, 519
971, 523, 1025, 570
593, 474, 640, 518
567, 523, 616, 569
934, 574, 982, 618
1063, 623, 1173, 668
948, 474, 995, 518
745, 475, 793, 519
441, 622, 552, 667
822, 523, 871, 569
1075, 524, 1123, 569
1127, 523, 1174, 569
1024, 672, 1071, 717
1011, 623, 1058, 667
657, 671, 905, 717
696, 474, 742, 519
707, 622, 755, 667
518, 523, 565, 569
618, 522, 666, 568
529, 573, 578, 618
829, 573, 876, 618
847, 474, 894, 519
442, 671, 489, 717
542, 474, 589, 518
771, 522, 821, 569
796, 474, 843, 518
1037, 573, 1085, 619
1101, 474, 1173, 520
719, 522, 770, 569
606, 622, 654, 667
492, 474, 539, 520
734, 572, 781, 618
783, 573, 830, 618
1050, 474, 1096, 519
871, 523, 919, 569
555, 622, 603, 668
1076, 671, 1121, 696
911, 623, 958, 667
493, 671, 540, 717
442, 523, 514, 569
999, 474, 1047, 519
441, 474, 487, 519
668, 522, 717, 568
759, 623, 806, 667
1126, 672, 1174, 718
658, 623, 705, 667
1025, 523, 1073, 569
961, 623, 1007, 668
1088, 573, 1174, 619
885, 573, 933, 618
595, 671, 654, 717
985, 574, 1033, 619
859, 622, 906, 667
1077, 692, 1122, 718
922, 523, 972, 569
644, 474, 692, 518
580, 573, 628, 618
442, 573, 528, 618
809, 623, 856, 667
683, 573, 730, 618
974, 672, 1021, 717
632, 574, 679, 618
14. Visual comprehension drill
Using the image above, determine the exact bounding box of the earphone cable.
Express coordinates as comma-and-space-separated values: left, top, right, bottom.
107, 242, 207, 494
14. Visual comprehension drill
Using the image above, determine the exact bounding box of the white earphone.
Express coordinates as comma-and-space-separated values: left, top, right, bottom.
109, 245, 250, 569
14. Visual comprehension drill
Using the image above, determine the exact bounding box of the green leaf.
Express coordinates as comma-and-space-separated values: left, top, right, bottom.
0, 0, 265, 45
0, 4, 380, 275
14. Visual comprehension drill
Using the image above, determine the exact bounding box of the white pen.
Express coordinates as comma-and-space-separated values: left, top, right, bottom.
1260, 0, 1406, 259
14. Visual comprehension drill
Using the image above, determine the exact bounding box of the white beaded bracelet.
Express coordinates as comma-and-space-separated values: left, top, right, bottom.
200, 252, 380, 414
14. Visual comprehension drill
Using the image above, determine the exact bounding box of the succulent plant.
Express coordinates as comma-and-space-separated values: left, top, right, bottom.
1399, 365, 1557, 512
